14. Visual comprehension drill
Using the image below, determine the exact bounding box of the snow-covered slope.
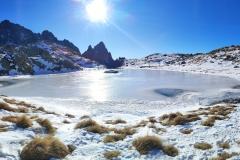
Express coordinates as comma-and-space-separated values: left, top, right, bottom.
125, 45, 240, 68
0, 41, 99, 75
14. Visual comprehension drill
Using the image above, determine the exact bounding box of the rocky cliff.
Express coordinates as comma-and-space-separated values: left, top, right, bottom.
82, 42, 117, 68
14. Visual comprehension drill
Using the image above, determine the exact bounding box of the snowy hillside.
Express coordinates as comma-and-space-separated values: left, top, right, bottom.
0, 41, 99, 75
124, 45, 240, 69
0, 20, 104, 75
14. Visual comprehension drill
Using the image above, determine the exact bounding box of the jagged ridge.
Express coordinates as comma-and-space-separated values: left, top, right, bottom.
0, 20, 99, 75
82, 42, 124, 68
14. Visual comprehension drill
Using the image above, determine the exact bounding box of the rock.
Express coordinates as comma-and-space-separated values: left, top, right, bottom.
104, 70, 119, 73
82, 42, 117, 68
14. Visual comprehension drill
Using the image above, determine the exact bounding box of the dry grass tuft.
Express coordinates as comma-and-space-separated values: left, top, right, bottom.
104, 150, 121, 159
157, 128, 167, 133
163, 145, 179, 157
106, 118, 127, 124
63, 120, 71, 124
218, 141, 230, 149
148, 116, 157, 123
132, 136, 163, 155
16, 115, 32, 128
103, 134, 126, 143
192, 105, 237, 118
201, 116, 223, 127
212, 152, 238, 160
148, 124, 157, 129
86, 124, 109, 134
208, 105, 236, 116
36, 118, 56, 134
0, 128, 8, 132
160, 112, 200, 126
20, 135, 69, 160
160, 114, 169, 121
17, 107, 29, 113
0, 124, 8, 132
75, 119, 110, 134
3, 98, 37, 109
2, 115, 18, 123
67, 144, 76, 153
35, 107, 58, 115
111, 127, 136, 135
80, 115, 90, 119
0, 102, 16, 112
133, 120, 147, 128
75, 119, 97, 129
30, 115, 39, 119
65, 113, 75, 118
180, 129, 193, 134
36, 107, 45, 112
194, 142, 212, 150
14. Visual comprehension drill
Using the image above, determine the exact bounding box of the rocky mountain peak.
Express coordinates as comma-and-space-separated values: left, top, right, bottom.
87, 45, 94, 52
0, 20, 37, 44
41, 30, 58, 41
82, 42, 117, 68
94, 41, 108, 54
0, 20, 80, 53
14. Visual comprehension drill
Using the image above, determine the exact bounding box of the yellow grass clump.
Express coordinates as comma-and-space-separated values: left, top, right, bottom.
180, 129, 193, 134
80, 115, 90, 119
86, 124, 109, 134
75, 119, 97, 129
36, 118, 56, 134
160, 112, 201, 126
148, 116, 157, 123
67, 144, 76, 153
163, 145, 179, 157
65, 113, 75, 118
194, 142, 212, 150
3, 98, 37, 109
201, 116, 222, 127
75, 119, 109, 134
2, 116, 18, 123
111, 127, 136, 136
132, 136, 163, 155
218, 141, 230, 149
0, 124, 8, 132
212, 152, 238, 160
103, 134, 126, 143
133, 120, 147, 128
104, 150, 121, 159
63, 119, 71, 124
106, 118, 127, 124
16, 115, 32, 128
0, 102, 16, 112
20, 135, 69, 160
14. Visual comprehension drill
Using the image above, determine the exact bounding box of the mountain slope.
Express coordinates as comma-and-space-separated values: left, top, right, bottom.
0, 20, 80, 53
124, 45, 240, 69
0, 20, 98, 75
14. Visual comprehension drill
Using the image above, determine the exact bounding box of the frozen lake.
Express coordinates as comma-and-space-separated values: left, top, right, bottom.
0, 69, 239, 102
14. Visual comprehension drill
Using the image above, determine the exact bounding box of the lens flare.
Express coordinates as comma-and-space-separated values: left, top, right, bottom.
85, 0, 108, 23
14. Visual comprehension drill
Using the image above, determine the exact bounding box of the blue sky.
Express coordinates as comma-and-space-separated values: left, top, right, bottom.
0, 0, 240, 59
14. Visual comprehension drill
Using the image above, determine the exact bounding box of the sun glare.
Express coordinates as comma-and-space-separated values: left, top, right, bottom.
85, 0, 108, 23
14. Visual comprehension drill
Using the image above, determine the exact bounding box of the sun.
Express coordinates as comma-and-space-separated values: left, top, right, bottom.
85, 0, 108, 23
